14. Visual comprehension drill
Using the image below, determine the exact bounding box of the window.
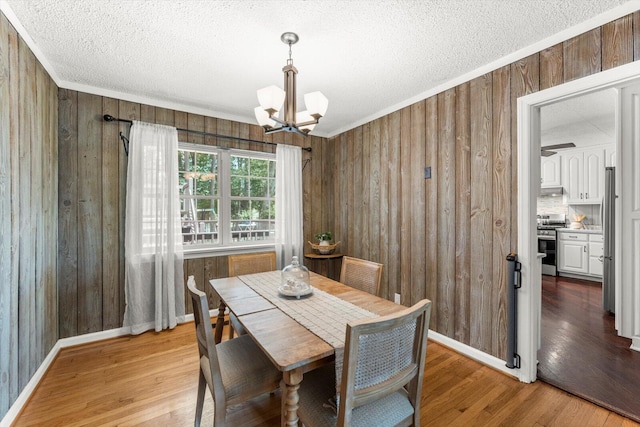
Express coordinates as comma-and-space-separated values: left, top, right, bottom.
178, 143, 276, 253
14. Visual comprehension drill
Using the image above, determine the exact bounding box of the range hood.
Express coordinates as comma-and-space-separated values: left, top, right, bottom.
540, 186, 564, 196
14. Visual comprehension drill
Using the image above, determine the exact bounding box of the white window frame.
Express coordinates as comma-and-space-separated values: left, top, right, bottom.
179, 142, 276, 258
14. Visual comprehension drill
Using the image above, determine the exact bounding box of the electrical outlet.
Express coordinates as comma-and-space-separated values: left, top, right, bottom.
394, 293, 401, 304
424, 167, 431, 179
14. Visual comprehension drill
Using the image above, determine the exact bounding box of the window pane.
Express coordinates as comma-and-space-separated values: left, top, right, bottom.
181, 198, 219, 245
269, 178, 275, 198
182, 152, 217, 197
179, 174, 188, 195
231, 176, 249, 197
231, 156, 248, 175
252, 200, 266, 218
184, 198, 218, 245
231, 200, 250, 220
196, 198, 218, 218
231, 200, 250, 242
250, 178, 269, 197
178, 150, 187, 170
180, 197, 189, 213
248, 200, 273, 241
269, 160, 276, 178
207, 154, 218, 196
250, 158, 269, 177
195, 152, 211, 173
195, 178, 217, 197
187, 151, 195, 171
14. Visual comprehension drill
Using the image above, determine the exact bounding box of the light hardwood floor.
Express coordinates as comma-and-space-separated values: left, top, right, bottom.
13, 320, 640, 427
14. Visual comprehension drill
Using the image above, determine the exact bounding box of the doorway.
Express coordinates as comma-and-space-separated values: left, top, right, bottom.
516, 60, 640, 385
533, 86, 640, 420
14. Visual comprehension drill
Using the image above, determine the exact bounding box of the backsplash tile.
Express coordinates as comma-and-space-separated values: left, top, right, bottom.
568, 204, 601, 226
537, 194, 568, 216
537, 194, 602, 226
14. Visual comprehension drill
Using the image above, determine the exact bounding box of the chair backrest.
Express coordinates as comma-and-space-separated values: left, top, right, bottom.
338, 299, 431, 426
339, 256, 383, 296
186, 276, 227, 406
228, 251, 277, 276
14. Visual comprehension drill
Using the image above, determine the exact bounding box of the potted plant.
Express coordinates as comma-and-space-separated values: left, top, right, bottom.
311, 232, 338, 254
314, 231, 332, 243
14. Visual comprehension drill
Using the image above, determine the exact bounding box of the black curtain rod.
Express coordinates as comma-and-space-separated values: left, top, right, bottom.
103, 114, 312, 152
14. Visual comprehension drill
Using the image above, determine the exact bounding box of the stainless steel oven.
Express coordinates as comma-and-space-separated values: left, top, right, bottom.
537, 214, 566, 276
538, 234, 557, 275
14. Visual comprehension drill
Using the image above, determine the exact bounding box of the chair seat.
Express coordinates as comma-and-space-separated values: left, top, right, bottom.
297, 364, 414, 427
200, 334, 281, 406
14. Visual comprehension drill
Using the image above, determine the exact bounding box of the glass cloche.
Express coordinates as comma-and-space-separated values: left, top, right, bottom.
279, 256, 312, 298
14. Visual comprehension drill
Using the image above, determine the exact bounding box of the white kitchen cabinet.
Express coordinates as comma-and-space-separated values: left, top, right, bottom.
563, 147, 605, 204
540, 155, 561, 187
588, 234, 604, 277
557, 231, 604, 279
557, 232, 589, 274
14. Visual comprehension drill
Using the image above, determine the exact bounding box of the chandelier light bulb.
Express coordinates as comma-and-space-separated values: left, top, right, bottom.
257, 85, 285, 114
304, 91, 329, 118
296, 110, 316, 132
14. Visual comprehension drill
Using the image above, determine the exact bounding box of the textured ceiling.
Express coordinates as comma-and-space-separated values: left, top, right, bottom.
2, 0, 635, 137
541, 89, 616, 149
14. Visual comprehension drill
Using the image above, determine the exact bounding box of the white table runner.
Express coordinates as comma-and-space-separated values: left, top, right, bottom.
240, 271, 378, 348
239, 271, 379, 398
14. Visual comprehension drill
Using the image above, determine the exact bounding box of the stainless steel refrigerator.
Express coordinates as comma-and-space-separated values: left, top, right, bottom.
602, 166, 615, 313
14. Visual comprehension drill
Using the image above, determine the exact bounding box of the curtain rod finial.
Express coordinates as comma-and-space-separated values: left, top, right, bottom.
104, 114, 115, 122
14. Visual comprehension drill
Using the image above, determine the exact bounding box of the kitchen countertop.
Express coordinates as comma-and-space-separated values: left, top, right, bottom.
557, 228, 602, 235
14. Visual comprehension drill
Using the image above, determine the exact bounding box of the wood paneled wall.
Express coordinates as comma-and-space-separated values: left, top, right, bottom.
56, 91, 329, 336
323, 13, 639, 359
3, 12, 636, 420
0, 13, 58, 417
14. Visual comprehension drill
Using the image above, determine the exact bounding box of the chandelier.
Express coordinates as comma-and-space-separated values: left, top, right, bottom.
254, 32, 328, 136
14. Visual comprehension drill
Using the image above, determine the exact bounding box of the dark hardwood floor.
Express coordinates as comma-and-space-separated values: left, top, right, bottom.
538, 274, 640, 423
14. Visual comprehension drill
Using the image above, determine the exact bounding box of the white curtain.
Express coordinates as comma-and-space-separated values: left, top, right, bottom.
123, 121, 185, 335
275, 145, 304, 268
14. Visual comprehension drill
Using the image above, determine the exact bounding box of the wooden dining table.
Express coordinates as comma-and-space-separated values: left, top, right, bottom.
209, 270, 403, 426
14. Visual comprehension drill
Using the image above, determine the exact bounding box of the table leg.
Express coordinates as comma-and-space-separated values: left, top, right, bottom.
214, 301, 226, 344
281, 368, 303, 427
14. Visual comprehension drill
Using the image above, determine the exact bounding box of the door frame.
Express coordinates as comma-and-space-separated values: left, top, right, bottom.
516, 60, 640, 383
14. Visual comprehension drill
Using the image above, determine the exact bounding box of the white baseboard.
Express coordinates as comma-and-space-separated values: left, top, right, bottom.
631, 336, 640, 352
0, 341, 61, 427
0, 310, 217, 427
427, 329, 519, 381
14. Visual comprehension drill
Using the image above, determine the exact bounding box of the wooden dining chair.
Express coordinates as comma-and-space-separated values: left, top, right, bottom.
228, 251, 277, 276
339, 256, 383, 296
297, 299, 431, 427
226, 251, 277, 339
187, 276, 281, 427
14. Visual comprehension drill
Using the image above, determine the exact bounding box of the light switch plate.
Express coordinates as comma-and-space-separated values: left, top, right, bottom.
424, 167, 431, 179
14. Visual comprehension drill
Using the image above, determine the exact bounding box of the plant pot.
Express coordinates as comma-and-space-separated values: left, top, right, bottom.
318, 240, 333, 254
